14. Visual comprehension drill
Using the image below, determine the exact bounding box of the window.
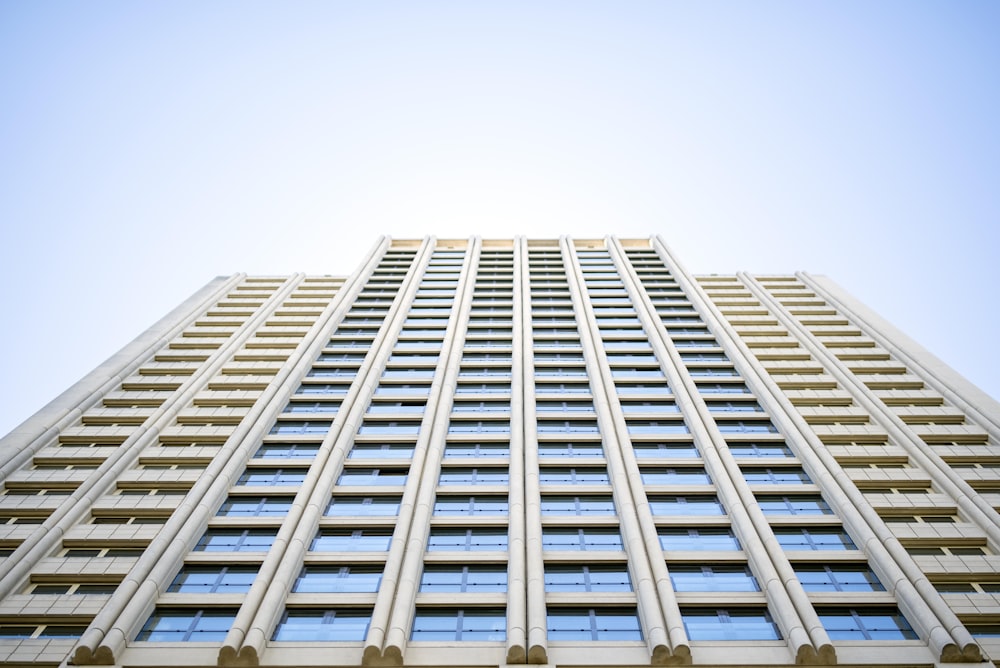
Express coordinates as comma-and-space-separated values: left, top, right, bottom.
444, 442, 510, 458
538, 468, 609, 485
237, 468, 307, 486
641, 468, 711, 485
419, 565, 507, 592
366, 401, 426, 414
632, 443, 699, 459
706, 401, 762, 413
757, 495, 832, 515
682, 609, 781, 640
269, 421, 331, 435
796, 566, 884, 592
616, 383, 672, 395
818, 609, 917, 640
218, 496, 292, 517
427, 528, 508, 551
728, 442, 793, 457
357, 421, 421, 435
254, 443, 321, 459
272, 609, 371, 641
168, 566, 258, 593
648, 495, 725, 516
26, 583, 117, 595
311, 529, 393, 552
373, 382, 431, 395
283, 401, 341, 414
453, 401, 510, 413
670, 565, 758, 592
773, 528, 855, 551
326, 496, 400, 516
349, 443, 415, 459
697, 383, 751, 394
542, 528, 623, 551
659, 528, 740, 551
536, 401, 595, 413
547, 609, 642, 640
626, 420, 689, 435
0, 624, 87, 639
538, 442, 603, 458
448, 420, 510, 434
540, 496, 616, 516
933, 581, 1000, 593
411, 609, 505, 641
455, 383, 510, 395
337, 468, 408, 486
545, 565, 632, 591
743, 468, 811, 484
716, 421, 779, 434
62, 547, 144, 558
439, 468, 509, 485
195, 529, 276, 552
293, 566, 383, 593
537, 420, 600, 434
433, 496, 508, 515
136, 609, 236, 641
620, 401, 681, 414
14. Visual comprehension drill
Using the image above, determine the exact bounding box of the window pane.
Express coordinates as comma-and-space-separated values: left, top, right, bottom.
682, 609, 781, 641
293, 566, 383, 593
311, 530, 393, 552
427, 528, 508, 551
658, 528, 740, 551
273, 609, 372, 641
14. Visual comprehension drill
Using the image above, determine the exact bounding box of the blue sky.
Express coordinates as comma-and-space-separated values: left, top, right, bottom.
1, 2, 998, 436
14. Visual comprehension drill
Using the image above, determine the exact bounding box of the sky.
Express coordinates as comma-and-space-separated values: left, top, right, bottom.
0, 2, 998, 437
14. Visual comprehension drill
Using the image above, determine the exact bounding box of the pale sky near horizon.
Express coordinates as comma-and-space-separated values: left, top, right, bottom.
1, 2, 998, 437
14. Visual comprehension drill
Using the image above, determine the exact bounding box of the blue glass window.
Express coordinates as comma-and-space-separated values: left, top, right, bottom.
682, 609, 781, 641
411, 609, 506, 641
272, 609, 371, 641
547, 609, 642, 640
293, 566, 382, 593
311, 529, 392, 552
137, 609, 235, 641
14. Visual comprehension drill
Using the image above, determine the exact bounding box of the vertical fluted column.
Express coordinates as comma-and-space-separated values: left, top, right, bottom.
649, 236, 981, 664
218, 237, 434, 666
559, 237, 678, 665
375, 238, 483, 663
506, 237, 529, 663
76, 239, 391, 665
730, 272, 985, 662
610, 238, 830, 665
519, 238, 549, 664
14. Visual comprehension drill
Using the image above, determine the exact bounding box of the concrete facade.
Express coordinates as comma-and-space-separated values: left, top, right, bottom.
1, 235, 999, 668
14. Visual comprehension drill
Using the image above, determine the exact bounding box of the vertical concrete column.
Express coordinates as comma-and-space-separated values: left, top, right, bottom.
559, 237, 678, 665
506, 237, 529, 664
798, 272, 1000, 437
375, 238, 484, 664
223, 237, 437, 666
3, 272, 308, 596
730, 272, 987, 662
740, 273, 1000, 542
0, 273, 243, 477
607, 238, 824, 665
647, 236, 979, 663
77, 238, 393, 666
518, 238, 549, 665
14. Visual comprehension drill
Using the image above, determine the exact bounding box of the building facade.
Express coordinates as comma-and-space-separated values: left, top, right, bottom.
1, 236, 999, 668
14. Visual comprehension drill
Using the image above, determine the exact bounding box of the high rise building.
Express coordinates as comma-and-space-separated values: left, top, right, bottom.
1, 235, 999, 668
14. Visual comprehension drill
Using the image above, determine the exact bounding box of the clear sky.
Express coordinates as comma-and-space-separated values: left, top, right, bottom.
1, 2, 998, 436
